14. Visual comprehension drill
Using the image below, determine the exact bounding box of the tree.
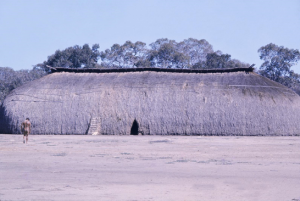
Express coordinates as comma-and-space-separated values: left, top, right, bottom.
148, 38, 247, 69
35, 38, 249, 70
99, 38, 248, 69
148, 38, 189, 68
36, 44, 101, 71
0, 67, 46, 104
258, 43, 300, 95
177, 38, 213, 68
100, 41, 148, 68
81, 44, 101, 68
205, 52, 231, 69
0, 67, 19, 103
258, 43, 300, 83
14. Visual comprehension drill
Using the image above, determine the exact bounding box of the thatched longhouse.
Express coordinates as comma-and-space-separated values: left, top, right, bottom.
0, 67, 300, 135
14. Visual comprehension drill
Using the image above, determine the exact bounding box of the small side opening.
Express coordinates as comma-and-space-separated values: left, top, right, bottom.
130, 120, 139, 135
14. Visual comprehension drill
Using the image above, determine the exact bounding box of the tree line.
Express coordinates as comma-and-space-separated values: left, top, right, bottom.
35, 38, 249, 70
1, 38, 300, 103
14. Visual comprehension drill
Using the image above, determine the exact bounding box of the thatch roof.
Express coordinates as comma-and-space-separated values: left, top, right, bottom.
1, 67, 300, 135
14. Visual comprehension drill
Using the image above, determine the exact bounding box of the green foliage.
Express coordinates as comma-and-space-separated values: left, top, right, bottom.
258, 43, 300, 83
36, 44, 101, 71
35, 38, 247, 70
100, 38, 248, 69
205, 52, 231, 68
258, 43, 300, 95
0, 67, 19, 103
0, 67, 47, 104
177, 38, 213, 67
148, 38, 189, 68
100, 41, 148, 68
203, 52, 249, 69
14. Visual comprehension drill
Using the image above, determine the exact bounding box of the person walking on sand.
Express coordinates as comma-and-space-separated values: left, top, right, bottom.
21, 118, 31, 144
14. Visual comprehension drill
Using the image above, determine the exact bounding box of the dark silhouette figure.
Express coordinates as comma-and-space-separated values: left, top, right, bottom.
130, 120, 139, 135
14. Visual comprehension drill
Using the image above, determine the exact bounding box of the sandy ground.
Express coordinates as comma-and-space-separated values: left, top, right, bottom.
0, 135, 300, 201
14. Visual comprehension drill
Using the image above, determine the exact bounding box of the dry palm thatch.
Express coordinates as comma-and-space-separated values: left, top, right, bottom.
0, 67, 300, 135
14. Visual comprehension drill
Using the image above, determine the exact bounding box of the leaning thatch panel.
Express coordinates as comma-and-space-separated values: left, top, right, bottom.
0, 67, 300, 135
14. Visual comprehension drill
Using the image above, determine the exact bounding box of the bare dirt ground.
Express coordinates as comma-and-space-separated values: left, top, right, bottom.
0, 134, 300, 201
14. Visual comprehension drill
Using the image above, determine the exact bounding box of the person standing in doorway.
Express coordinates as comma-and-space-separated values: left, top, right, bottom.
21, 118, 31, 144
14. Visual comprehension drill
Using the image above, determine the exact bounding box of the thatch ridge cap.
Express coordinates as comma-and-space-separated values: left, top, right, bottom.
49, 66, 254, 74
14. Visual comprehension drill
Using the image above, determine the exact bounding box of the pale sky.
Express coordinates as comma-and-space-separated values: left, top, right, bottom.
0, 0, 300, 72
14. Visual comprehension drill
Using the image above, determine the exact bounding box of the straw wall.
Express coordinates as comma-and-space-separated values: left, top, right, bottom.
1, 70, 300, 135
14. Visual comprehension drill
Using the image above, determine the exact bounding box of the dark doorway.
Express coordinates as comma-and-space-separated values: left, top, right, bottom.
130, 120, 139, 135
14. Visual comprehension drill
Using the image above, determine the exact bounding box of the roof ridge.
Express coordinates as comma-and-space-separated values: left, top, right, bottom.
49, 66, 255, 74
